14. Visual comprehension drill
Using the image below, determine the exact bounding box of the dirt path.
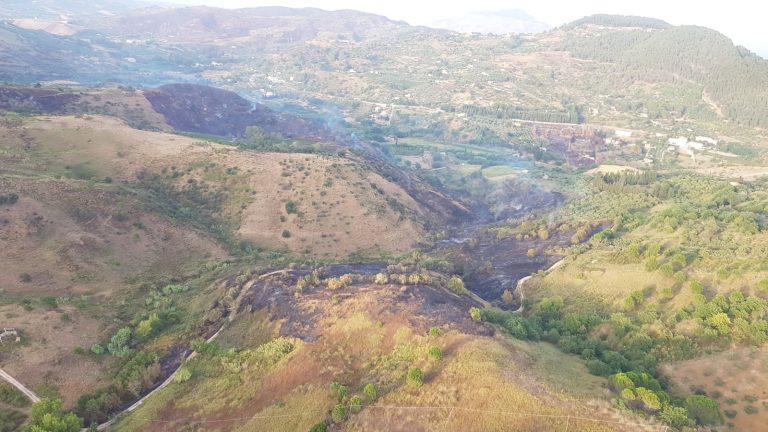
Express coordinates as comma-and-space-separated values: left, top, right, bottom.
0, 367, 40, 403
513, 258, 565, 314
94, 269, 289, 430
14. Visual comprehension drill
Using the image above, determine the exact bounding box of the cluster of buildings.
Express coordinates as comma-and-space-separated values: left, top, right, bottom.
667, 136, 718, 155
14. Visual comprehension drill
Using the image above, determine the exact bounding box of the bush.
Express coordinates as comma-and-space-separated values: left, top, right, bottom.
281, 230, 291, 238
374, 273, 388, 284
330, 382, 348, 402
0, 382, 30, 408
0, 193, 19, 205
744, 405, 758, 415
349, 395, 362, 413
285, 201, 298, 214
428, 327, 441, 337
27, 398, 83, 432
407, 367, 423, 387
660, 405, 693, 429
107, 327, 132, 357
326, 275, 353, 290
446, 276, 467, 295
309, 422, 327, 432
469, 307, 482, 321
685, 395, 723, 425
331, 403, 346, 423
90, 344, 105, 355
40, 296, 58, 309
428, 346, 443, 360
174, 367, 192, 383
19, 273, 31, 283
635, 387, 661, 411
363, 383, 377, 401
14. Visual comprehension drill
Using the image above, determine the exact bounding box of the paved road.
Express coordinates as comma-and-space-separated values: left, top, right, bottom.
0, 367, 40, 403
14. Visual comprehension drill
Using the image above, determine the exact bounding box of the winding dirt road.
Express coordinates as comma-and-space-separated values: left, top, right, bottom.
0, 367, 40, 403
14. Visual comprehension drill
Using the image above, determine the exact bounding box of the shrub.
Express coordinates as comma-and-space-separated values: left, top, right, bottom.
501, 289, 514, 304
281, 230, 291, 238
309, 422, 328, 432
19, 273, 31, 283
608, 372, 635, 391
635, 387, 661, 411
330, 382, 348, 402
285, 201, 298, 214
428, 327, 441, 337
407, 367, 423, 387
660, 405, 693, 429
0, 193, 19, 205
620, 388, 636, 400
363, 383, 377, 401
349, 395, 362, 413
90, 344, 105, 355
326, 274, 353, 290
107, 327, 132, 357
428, 346, 443, 360
40, 296, 58, 309
28, 398, 83, 432
0, 382, 30, 408
374, 273, 388, 284
469, 307, 482, 321
174, 367, 192, 383
447, 276, 467, 295
744, 405, 758, 415
685, 395, 723, 425
331, 403, 346, 423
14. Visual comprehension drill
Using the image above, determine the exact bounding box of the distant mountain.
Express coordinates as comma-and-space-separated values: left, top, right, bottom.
559, 17, 768, 127
0, 0, 155, 21
100, 6, 409, 43
3, 5, 768, 130
428, 9, 549, 34
561, 14, 672, 30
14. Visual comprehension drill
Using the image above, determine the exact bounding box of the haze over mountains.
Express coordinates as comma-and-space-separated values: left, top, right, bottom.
427, 9, 551, 34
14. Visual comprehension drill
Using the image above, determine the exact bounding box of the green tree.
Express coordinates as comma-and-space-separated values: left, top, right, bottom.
331, 404, 346, 423
107, 328, 132, 357
24, 398, 83, 432
635, 387, 661, 411
660, 405, 694, 429
136, 313, 160, 338
608, 372, 635, 391
447, 276, 467, 295
685, 395, 723, 425
469, 307, 482, 321
706, 312, 732, 335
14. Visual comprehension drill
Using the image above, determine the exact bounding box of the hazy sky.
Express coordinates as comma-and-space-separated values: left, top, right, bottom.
165, 0, 768, 57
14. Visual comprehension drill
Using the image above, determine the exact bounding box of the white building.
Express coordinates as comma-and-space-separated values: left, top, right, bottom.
668, 137, 688, 146
695, 136, 718, 145
614, 130, 633, 138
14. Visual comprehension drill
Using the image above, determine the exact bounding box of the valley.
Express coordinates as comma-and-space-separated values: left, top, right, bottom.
1, 2, 768, 432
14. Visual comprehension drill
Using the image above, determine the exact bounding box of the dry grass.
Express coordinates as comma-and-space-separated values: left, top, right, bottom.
113, 281, 657, 431
662, 346, 768, 432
